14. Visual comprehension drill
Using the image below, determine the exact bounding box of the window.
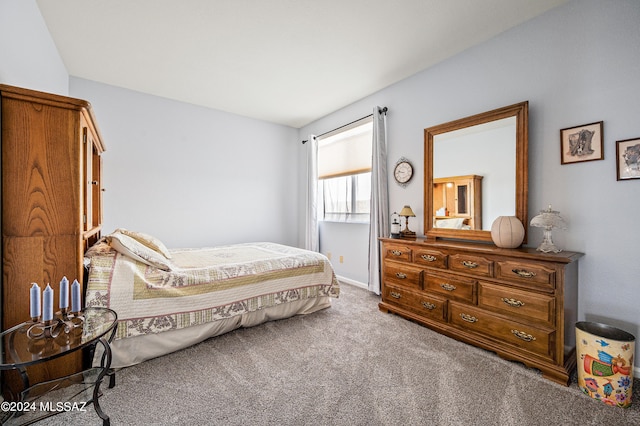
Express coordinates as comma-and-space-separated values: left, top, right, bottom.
322, 172, 371, 222
317, 117, 373, 223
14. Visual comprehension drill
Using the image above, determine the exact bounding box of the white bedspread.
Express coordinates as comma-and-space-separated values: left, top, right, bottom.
85, 242, 340, 341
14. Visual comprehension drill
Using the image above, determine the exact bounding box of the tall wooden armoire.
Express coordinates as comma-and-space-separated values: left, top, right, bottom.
1, 84, 105, 399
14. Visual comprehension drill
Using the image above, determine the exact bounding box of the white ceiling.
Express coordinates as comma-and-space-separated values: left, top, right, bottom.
36, 0, 567, 128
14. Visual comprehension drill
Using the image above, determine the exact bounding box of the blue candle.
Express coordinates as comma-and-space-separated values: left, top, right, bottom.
59, 276, 69, 309
71, 279, 81, 313
30, 283, 41, 318
43, 284, 54, 322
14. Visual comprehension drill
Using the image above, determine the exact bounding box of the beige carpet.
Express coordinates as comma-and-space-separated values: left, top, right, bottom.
26, 283, 640, 425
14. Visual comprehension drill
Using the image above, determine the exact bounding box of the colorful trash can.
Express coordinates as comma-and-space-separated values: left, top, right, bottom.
576, 321, 635, 408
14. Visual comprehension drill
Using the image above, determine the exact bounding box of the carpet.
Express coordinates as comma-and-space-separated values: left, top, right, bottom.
30, 283, 640, 425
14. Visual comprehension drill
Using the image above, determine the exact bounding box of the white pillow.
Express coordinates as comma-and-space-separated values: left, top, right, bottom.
435, 218, 465, 229
107, 233, 173, 271
113, 228, 172, 259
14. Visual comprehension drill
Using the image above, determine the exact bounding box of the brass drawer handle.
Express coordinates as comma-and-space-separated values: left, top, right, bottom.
511, 329, 536, 342
391, 250, 403, 256
460, 313, 478, 323
390, 292, 402, 299
502, 297, 525, 308
512, 269, 536, 278
421, 254, 437, 262
440, 283, 456, 291
395, 272, 407, 279
422, 301, 436, 310
461, 260, 478, 269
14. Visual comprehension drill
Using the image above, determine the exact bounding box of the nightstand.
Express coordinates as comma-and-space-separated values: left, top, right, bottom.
1, 307, 117, 425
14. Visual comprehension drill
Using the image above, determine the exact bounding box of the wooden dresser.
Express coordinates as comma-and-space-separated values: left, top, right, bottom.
1, 84, 105, 398
379, 237, 582, 386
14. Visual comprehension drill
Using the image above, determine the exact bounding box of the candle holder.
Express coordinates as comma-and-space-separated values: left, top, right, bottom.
26, 309, 85, 341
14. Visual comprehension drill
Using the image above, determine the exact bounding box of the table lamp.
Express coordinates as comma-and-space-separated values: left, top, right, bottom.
530, 205, 567, 253
399, 205, 416, 237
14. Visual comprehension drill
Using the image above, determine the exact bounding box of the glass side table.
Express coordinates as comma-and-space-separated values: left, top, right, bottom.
0, 307, 117, 426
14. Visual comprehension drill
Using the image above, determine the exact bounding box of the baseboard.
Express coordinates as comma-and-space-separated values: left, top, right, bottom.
336, 275, 368, 290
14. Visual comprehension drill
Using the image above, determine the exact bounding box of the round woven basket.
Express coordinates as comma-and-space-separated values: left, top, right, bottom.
490, 216, 525, 248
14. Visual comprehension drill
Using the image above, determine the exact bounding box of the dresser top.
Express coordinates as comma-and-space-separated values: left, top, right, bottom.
380, 237, 583, 264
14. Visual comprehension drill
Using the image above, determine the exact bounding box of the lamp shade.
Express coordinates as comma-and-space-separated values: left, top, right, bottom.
530, 205, 567, 253
398, 205, 416, 236
399, 205, 416, 217
490, 216, 525, 248
530, 205, 567, 230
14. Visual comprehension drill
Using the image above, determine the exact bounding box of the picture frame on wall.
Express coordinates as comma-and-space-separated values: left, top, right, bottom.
560, 121, 604, 164
616, 137, 640, 181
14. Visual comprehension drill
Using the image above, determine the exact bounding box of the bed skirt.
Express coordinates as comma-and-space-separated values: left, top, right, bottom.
94, 295, 332, 368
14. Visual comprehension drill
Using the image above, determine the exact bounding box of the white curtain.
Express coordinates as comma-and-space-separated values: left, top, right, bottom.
368, 107, 389, 294
304, 134, 319, 252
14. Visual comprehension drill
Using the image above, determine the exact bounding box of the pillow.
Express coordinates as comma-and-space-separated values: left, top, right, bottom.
107, 233, 173, 271
434, 218, 465, 229
113, 228, 172, 259
84, 238, 114, 258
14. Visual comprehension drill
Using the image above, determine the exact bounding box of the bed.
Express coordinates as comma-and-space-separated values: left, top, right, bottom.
84, 230, 340, 368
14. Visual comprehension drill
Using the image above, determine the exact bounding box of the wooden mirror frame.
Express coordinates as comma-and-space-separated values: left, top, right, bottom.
424, 101, 529, 243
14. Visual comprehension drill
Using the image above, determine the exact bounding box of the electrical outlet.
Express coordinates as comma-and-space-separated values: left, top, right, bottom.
327, 252, 332, 260
339, 255, 344, 263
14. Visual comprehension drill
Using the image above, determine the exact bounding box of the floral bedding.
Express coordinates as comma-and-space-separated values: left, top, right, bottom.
85, 242, 339, 340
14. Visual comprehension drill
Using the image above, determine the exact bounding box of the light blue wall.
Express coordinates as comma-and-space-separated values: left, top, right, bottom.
299, 0, 640, 368
0, 0, 68, 94
319, 222, 369, 284
69, 78, 299, 249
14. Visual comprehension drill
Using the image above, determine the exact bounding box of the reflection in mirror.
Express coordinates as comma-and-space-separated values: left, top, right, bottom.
433, 174, 483, 230
433, 117, 516, 231
424, 101, 528, 243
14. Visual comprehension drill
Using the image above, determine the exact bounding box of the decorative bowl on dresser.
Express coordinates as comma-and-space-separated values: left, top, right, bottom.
379, 237, 582, 386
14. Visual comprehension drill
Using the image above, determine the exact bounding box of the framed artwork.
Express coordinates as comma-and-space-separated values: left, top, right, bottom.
560, 121, 604, 164
616, 137, 640, 181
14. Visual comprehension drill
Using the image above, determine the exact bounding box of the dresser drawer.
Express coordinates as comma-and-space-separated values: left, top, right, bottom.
478, 282, 555, 326
448, 253, 493, 277
496, 261, 556, 291
383, 243, 413, 262
383, 283, 446, 321
449, 302, 554, 360
424, 271, 476, 303
413, 248, 448, 269
383, 261, 422, 289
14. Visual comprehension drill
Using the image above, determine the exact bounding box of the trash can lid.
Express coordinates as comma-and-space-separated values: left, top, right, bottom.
576, 321, 635, 342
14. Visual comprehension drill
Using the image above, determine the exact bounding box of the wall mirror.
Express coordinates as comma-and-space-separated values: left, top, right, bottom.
424, 101, 528, 243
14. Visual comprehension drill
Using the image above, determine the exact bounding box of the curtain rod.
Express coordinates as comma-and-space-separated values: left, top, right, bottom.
302, 106, 387, 144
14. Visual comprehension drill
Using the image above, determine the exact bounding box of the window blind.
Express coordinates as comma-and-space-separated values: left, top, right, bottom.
317, 117, 373, 179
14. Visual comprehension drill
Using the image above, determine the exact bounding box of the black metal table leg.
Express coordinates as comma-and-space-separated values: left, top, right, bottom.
92, 337, 112, 426
108, 369, 116, 388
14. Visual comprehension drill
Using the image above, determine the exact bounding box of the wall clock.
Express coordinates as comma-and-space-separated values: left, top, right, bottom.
393, 157, 413, 187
